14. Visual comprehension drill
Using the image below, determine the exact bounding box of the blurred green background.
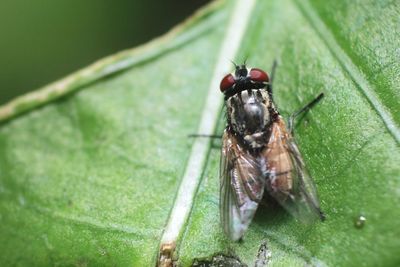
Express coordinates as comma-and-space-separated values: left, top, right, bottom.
0, 0, 210, 105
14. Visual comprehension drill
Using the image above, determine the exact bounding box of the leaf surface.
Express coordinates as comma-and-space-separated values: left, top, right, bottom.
0, 0, 399, 266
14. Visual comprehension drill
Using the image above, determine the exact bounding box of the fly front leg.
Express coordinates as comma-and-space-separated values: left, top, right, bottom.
267, 60, 278, 101
288, 93, 324, 135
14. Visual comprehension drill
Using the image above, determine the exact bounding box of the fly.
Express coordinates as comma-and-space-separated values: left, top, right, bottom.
219, 61, 325, 241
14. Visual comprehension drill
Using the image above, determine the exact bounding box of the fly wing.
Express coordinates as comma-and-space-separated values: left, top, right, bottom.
262, 117, 323, 223
220, 129, 265, 241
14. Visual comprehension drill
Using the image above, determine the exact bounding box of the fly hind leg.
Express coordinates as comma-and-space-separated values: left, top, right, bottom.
288, 93, 324, 135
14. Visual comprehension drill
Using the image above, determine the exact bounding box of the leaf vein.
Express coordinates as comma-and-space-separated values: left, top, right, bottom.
294, 0, 400, 144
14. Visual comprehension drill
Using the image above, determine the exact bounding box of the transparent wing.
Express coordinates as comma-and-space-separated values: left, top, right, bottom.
262, 117, 323, 223
220, 129, 265, 241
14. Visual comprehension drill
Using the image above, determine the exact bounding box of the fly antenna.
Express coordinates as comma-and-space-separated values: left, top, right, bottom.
229, 59, 239, 70
243, 57, 248, 66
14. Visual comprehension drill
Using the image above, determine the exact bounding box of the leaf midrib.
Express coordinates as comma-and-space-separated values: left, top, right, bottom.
0, 0, 225, 124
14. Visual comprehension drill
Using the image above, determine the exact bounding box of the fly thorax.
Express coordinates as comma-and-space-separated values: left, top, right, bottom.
226, 89, 271, 138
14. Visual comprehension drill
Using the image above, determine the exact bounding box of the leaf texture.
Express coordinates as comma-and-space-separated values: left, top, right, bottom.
0, 0, 399, 266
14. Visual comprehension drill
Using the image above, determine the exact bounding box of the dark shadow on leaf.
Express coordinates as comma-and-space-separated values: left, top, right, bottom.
252, 194, 291, 226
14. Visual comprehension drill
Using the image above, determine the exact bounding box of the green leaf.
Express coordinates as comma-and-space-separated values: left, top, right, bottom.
0, 0, 399, 266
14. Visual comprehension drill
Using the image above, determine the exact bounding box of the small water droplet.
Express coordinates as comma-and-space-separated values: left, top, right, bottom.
354, 215, 366, 229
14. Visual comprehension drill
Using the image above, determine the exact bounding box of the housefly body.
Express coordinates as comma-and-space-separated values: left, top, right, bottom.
219, 62, 325, 241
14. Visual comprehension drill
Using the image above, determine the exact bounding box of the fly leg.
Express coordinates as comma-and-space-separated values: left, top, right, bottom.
267, 60, 278, 100
188, 103, 226, 139
288, 93, 324, 135
188, 134, 222, 139
188, 134, 222, 150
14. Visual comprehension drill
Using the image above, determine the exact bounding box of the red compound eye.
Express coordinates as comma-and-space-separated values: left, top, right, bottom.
249, 68, 269, 83
220, 73, 235, 92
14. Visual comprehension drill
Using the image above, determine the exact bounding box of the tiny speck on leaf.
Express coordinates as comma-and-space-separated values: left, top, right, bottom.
354, 215, 366, 229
